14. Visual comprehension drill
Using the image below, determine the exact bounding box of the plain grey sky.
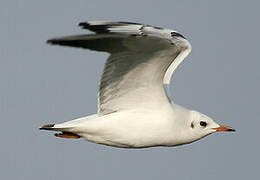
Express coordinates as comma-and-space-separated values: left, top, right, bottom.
1, 0, 259, 179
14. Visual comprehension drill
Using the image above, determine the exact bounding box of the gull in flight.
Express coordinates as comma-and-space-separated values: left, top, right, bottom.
40, 21, 235, 148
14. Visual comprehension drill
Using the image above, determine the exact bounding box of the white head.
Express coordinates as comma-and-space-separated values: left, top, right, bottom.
191, 110, 235, 140
178, 110, 235, 145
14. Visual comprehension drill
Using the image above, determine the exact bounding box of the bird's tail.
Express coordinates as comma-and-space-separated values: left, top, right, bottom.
39, 114, 98, 139
39, 124, 81, 139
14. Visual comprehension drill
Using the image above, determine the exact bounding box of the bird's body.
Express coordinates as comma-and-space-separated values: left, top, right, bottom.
52, 105, 194, 148
40, 21, 234, 148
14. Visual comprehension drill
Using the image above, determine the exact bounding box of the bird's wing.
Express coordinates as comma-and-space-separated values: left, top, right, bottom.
47, 21, 192, 115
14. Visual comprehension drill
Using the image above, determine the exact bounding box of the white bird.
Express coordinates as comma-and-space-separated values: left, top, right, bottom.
40, 21, 235, 148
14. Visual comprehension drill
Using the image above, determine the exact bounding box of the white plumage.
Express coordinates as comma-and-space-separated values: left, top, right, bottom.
40, 21, 234, 148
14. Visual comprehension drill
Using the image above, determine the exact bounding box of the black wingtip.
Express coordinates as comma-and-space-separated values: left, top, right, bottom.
171, 32, 186, 39
46, 39, 58, 44
78, 22, 90, 28
46, 38, 66, 46
78, 22, 110, 33
39, 124, 55, 130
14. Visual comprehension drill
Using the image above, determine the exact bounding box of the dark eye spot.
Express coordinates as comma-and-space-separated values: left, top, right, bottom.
200, 121, 207, 127
191, 122, 194, 128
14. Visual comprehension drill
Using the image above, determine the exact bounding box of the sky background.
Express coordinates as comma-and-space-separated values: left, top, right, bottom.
1, 0, 259, 179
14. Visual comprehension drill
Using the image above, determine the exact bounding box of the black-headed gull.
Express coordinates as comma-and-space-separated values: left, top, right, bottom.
40, 21, 235, 148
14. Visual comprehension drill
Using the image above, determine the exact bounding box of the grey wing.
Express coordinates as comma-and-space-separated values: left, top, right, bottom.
47, 21, 192, 115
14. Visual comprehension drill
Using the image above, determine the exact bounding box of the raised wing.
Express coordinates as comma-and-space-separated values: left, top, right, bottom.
47, 21, 191, 115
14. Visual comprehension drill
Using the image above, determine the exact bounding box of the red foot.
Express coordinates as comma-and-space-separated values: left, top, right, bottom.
55, 132, 80, 139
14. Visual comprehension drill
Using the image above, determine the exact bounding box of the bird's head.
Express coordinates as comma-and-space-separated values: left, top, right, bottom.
187, 110, 235, 141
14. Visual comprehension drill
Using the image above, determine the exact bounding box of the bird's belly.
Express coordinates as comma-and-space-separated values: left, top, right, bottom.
78, 110, 175, 148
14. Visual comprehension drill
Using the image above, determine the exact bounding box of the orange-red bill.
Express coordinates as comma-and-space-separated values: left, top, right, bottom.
212, 125, 235, 132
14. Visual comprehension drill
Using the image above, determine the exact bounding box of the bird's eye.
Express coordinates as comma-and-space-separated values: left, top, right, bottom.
200, 121, 207, 127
